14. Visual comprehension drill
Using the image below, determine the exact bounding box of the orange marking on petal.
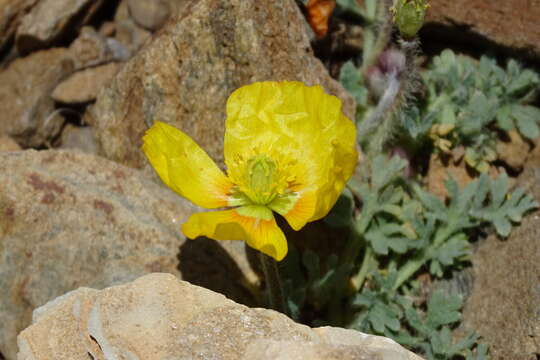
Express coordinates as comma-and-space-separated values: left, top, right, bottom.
283, 191, 317, 231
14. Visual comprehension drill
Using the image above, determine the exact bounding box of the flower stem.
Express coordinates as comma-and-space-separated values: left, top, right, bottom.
259, 252, 288, 316
351, 247, 374, 291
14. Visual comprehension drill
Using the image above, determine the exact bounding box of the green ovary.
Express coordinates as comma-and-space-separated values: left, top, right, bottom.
247, 155, 277, 203
228, 154, 300, 216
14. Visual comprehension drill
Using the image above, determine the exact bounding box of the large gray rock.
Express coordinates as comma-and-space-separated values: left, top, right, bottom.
85, 0, 355, 169
17, 273, 424, 360
0, 48, 73, 148
0, 150, 257, 360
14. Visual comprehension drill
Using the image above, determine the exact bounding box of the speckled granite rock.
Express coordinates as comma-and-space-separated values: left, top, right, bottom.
17, 273, 424, 360
0, 150, 256, 360
459, 146, 540, 360
85, 0, 355, 169
0, 48, 73, 148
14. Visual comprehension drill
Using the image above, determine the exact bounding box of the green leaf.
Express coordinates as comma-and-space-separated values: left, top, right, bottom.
471, 173, 538, 236
371, 155, 407, 190
495, 104, 514, 131
366, 218, 410, 255
426, 290, 462, 329
413, 184, 446, 215
405, 307, 430, 335
478, 56, 495, 79
339, 61, 368, 108
449, 331, 480, 356
430, 326, 455, 356
400, 106, 437, 139
429, 233, 470, 276
441, 104, 457, 125
461, 92, 493, 134
466, 343, 490, 360
512, 105, 540, 140
507, 60, 540, 96
369, 302, 401, 333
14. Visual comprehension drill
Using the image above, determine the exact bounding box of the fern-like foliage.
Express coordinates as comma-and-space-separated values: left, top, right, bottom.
399, 50, 540, 171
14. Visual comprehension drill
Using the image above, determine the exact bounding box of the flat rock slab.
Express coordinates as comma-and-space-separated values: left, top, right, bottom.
85, 0, 355, 169
52, 62, 122, 104
17, 273, 424, 360
425, 0, 540, 61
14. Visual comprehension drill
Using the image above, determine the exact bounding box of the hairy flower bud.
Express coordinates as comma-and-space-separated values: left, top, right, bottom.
391, 0, 429, 39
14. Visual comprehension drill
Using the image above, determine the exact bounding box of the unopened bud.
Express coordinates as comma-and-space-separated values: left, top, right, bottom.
390, 0, 429, 39
366, 48, 406, 97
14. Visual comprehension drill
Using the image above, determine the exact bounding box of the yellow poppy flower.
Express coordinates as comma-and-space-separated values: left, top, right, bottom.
142, 81, 357, 261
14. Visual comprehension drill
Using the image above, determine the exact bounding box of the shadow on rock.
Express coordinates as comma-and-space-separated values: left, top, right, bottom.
178, 237, 258, 308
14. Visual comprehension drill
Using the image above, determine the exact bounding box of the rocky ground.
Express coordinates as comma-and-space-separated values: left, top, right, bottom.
0, 0, 539, 359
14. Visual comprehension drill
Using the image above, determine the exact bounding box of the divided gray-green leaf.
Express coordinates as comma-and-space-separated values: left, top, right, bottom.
339, 61, 369, 109
470, 174, 538, 236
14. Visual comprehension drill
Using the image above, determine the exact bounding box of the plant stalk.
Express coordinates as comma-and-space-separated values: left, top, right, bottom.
393, 225, 455, 289
259, 252, 289, 316
351, 246, 374, 291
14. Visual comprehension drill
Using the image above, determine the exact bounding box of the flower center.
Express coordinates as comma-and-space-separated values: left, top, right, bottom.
227, 152, 301, 215
246, 155, 279, 204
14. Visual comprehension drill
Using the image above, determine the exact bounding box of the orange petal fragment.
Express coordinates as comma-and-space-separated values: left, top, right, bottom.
307, 0, 336, 39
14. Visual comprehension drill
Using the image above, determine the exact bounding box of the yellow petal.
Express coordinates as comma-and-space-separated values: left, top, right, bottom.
182, 207, 288, 261
279, 190, 317, 231
142, 121, 233, 208
224, 81, 357, 226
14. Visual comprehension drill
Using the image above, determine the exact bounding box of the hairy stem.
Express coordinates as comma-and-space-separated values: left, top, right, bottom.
259, 252, 289, 316
361, 0, 394, 73
358, 70, 401, 144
